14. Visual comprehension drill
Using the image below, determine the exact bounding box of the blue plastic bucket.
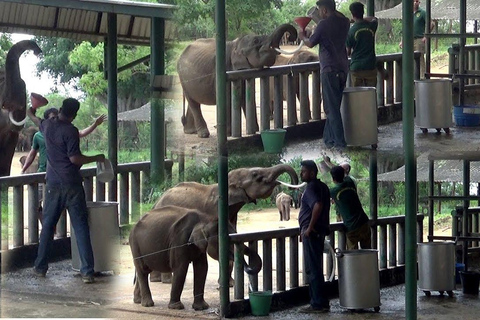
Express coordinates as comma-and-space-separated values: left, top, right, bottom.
453, 105, 480, 127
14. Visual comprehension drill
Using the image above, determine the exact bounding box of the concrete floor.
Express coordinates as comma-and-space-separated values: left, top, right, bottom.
1, 256, 479, 319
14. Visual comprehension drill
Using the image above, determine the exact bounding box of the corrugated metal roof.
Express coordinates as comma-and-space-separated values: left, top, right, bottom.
376, 0, 480, 20
377, 152, 480, 182
0, 0, 176, 45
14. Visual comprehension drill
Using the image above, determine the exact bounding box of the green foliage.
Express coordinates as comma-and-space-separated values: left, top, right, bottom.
34, 37, 86, 87
0, 34, 13, 67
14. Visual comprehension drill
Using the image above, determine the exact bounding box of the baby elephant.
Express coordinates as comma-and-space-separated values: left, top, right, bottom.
129, 206, 262, 310
276, 192, 293, 221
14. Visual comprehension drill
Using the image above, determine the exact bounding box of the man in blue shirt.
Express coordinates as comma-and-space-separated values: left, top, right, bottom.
28, 98, 105, 284
298, 160, 331, 313
299, 0, 350, 150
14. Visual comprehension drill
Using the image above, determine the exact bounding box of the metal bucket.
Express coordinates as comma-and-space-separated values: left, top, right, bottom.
71, 201, 120, 272
340, 87, 378, 147
336, 249, 380, 310
306, 6, 321, 24
417, 241, 455, 292
414, 79, 453, 128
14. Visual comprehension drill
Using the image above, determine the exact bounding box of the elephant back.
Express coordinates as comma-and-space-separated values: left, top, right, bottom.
177, 39, 218, 106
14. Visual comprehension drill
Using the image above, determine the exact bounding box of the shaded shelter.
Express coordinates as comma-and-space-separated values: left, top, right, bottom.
375, 0, 480, 20
0, 0, 176, 193
377, 152, 480, 182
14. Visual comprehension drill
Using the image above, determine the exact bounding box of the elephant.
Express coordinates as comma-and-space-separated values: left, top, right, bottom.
16, 126, 37, 151
152, 164, 298, 285
154, 164, 298, 226
275, 192, 293, 221
177, 24, 298, 138
129, 206, 262, 309
269, 49, 319, 121
0, 40, 42, 177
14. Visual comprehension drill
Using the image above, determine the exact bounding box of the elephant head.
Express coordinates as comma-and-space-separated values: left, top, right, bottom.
0, 40, 42, 177
230, 24, 298, 70
0, 40, 42, 128
189, 218, 262, 275
227, 164, 299, 206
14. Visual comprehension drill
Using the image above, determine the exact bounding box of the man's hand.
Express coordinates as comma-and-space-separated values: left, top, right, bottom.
304, 226, 316, 238
299, 30, 307, 41
399, 41, 403, 49
94, 114, 107, 127
96, 154, 106, 162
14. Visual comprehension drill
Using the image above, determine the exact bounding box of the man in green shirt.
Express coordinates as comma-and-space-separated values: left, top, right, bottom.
330, 165, 371, 250
399, 0, 435, 79
346, 1, 378, 87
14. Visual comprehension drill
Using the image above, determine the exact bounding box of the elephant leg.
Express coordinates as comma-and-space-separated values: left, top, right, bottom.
149, 270, 170, 282
192, 254, 209, 310
168, 262, 188, 310
185, 97, 209, 138
161, 272, 172, 283
133, 275, 141, 304
0, 133, 17, 176
135, 269, 154, 307
217, 261, 235, 288
182, 106, 197, 135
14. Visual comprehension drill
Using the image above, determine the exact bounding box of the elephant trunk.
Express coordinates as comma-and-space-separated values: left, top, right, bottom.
243, 245, 262, 275
3, 40, 42, 115
268, 24, 298, 49
266, 164, 299, 185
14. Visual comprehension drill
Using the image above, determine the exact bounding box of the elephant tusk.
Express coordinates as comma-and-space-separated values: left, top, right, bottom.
277, 181, 306, 189
9, 111, 27, 127
274, 40, 305, 55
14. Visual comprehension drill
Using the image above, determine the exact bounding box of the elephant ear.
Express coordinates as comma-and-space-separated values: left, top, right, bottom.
189, 223, 209, 253
228, 184, 251, 205
231, 43, 251, 70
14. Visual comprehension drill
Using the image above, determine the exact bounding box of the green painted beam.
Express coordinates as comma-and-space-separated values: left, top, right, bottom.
402, 1, 417, 319
107, 13, 118, 202
367, 0, 374, 16
150, 17, 166, 185
0, 0, 175, 19
216, 0, 229, 317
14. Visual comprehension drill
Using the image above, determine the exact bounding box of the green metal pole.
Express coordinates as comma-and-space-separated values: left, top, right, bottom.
107, 13, 118, 202
402, 1, 417, 319
366, 0, 374, 16
150, 17, 166, 185
425, 0, 431, 78
459, 0, 467, 106
216, 0, 229, 316
369, 151, 378, 249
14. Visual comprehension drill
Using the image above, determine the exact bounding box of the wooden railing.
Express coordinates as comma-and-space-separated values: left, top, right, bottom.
0, 161, 172, 250
449, 44, 480, 87
230, 214, 424, 300
225, 52, 421, 137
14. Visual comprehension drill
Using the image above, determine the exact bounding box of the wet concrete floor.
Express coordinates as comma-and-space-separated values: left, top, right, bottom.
1, 254, 480, 319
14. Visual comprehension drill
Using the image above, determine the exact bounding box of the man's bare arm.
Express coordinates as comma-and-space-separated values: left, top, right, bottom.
26, 107, 42, 127
79, 114, 107, 138
70, 153, 105, 167
21, 148, 38, 173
